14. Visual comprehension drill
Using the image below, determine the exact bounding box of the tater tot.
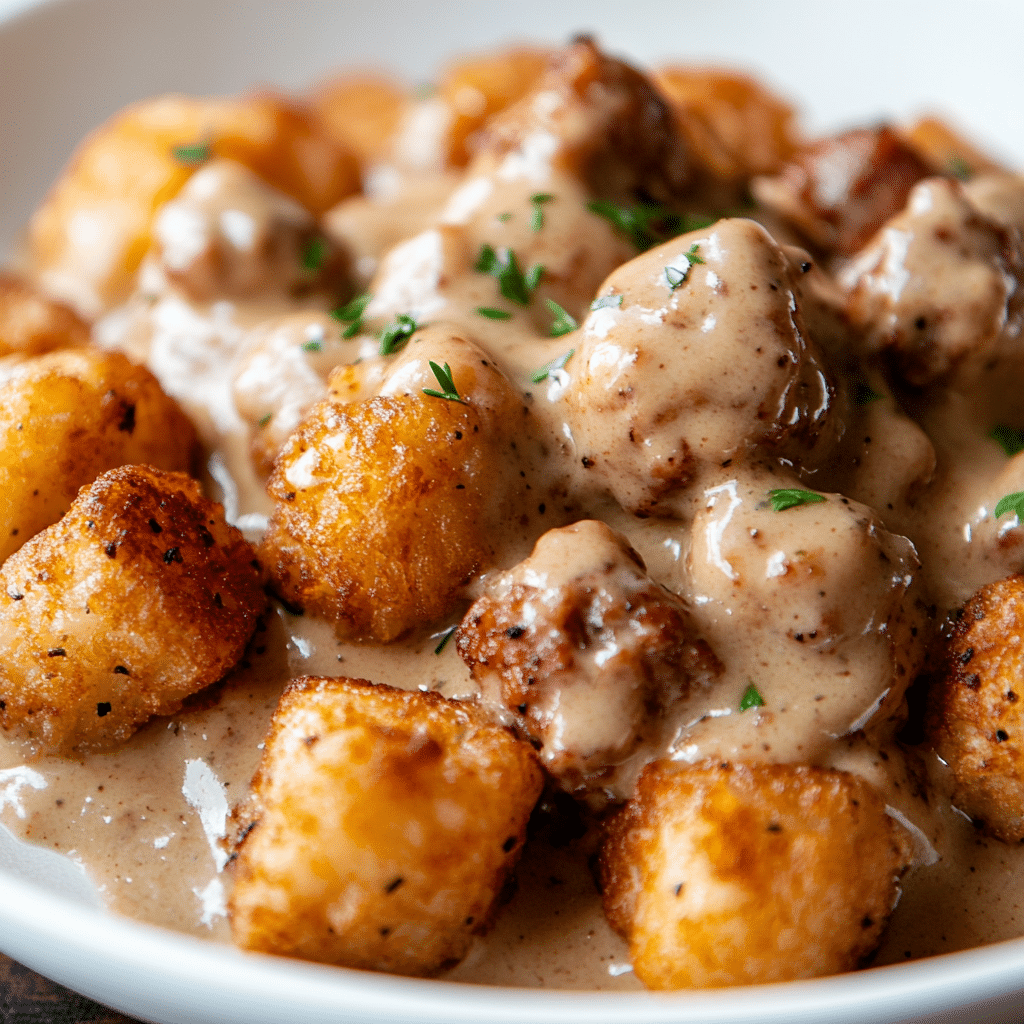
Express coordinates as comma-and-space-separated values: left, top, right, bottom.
0, 273, 89, 357
229, 676, 543, 976
599, 759, 912, 989
0, 347, 197, 563
928, 574, 1024, 841
260, 327, 533, 641
28, 93, 359, 313
0, 465, 266, 754
312, 75, 409, 168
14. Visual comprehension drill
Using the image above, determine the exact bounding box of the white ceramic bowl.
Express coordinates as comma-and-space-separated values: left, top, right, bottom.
2, 2, 1024, 1021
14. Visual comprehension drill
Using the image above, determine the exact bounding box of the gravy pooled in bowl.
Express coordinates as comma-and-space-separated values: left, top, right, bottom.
2, 36, 1024, 989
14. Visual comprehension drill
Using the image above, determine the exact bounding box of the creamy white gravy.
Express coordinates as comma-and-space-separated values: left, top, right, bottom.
4, 85, 1024, 991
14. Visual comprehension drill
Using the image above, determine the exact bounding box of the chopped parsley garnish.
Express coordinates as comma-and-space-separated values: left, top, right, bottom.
302, 339, 323, 353
853, 380, 883, 405
530, 192, 554, 231
590, 294, 623, 311
423, 361, 465, 403
989, 424, 1024, 458
379, 313, 419, 356
995, 492, 1024, 521
740, 683, 765, 711
525, 263, 544, 292
498, 212, 513, 222
171, 141, 211, 166
947, 155, 972, 182
587, 200, 715, 253
434, 626, 457, 654
477, 307, 513, 320
665, 244, 705, 289
475, 244, 534, 306
532, 348, 575, 384
301, 236, 328, 272
257, 413, 272, 428
768, 488, 826, 512
331, 292, 372, 339
546, 299, 578, 338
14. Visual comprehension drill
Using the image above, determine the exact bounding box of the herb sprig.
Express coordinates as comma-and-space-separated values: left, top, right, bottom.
423, 361, 465, 403
171, 141, 211, 166
740, 683, 765, 711
532, 348, 575, 384
301, 236, 328, 273
995, 492, 1024, 521
587, 200, 714, 253
331, 292, 372, 338
476, 244, 538, 306
665, 244, 704, 290
530, 193, 554, 232
768, 488, 826, 512
546, 299, 577, 338
379, 314, 419, 356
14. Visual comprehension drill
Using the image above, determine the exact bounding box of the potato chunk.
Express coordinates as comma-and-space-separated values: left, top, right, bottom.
927, 574, 1024, 841
260, 326, 532, 641
0, 273, 89, 357
28, 93, 358, 313
457, 521, 721, 799
599, 759, 912, 989
312, 75, 408, 168
0, 465, 265, 754
229, 676, 543, 976
0, 348, 197, 563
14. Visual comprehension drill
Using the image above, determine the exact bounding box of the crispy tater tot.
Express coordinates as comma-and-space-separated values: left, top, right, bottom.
0, 465, 265, 755
260, 327, 534, 641
311, 74, 408, 168
599, 759, 912, 989
28, 93, 359, 314
654, 66, 798, 195
457, 521, 721, 799
229, 676, 543, 976
928, 574, 1024, 841
904, 116, 1006, 180
0, 348, 197, 563
0, 272, 89, 357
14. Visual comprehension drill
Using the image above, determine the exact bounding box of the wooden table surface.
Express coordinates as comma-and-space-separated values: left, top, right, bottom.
0, 952, 141, 1024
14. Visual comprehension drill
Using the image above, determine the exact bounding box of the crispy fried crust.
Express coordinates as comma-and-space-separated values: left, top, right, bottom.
599, 760, 912, 989
28, 93, 358, 312
0, 273, 89, 357
229, 676, 544, 976
311, 75, 408, 168
457, 521, 721, 795
261, 335, 533, 642
0, 348, 197, 563
928, 574, 1024, 841
0, 465, 265, 754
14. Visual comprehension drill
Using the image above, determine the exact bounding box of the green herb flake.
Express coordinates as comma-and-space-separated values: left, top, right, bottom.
590, 294, 623, 311
302, 236, 329, 273
525, 263, 544, 291
546, 299, 578, 338
434, 626, 457, 654
853, 380, 883, 405
995, 491, 1024, 521
740, 683, 765, 711
302, 339, 323, 353
171, 141, 211, 166
332, 292, 373, 323
947, 155, 972, 182
342, 321, 362, 339
665, 244, 705, 290
477, 307, 513, 320
497, 212, 513, 223
989, 424, 1024, 458
475, 244, 534, 306
587, 200, 715, 253
531, 348, 575, 384
379, 313, 419, 356
257, 413, 272, 428
768, 488, 827, 512
423, 361, 465, 403
529, 193, 554, 232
